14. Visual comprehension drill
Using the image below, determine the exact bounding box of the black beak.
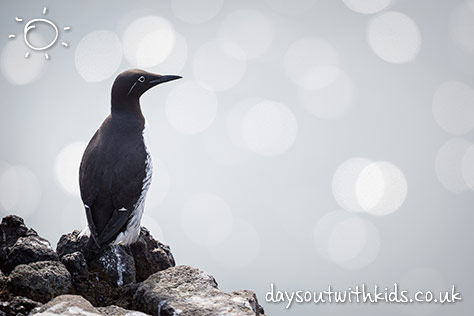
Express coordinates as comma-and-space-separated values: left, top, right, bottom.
150, 75, 182, 85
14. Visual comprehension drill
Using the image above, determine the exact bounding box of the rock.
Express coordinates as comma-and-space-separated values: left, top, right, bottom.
0, 215, 58, 273
0, 269, 5, 289
88, 245, 136, 287
97, 304, 150, 315
61, 251, 88, 277
232, 290, 266, 316
7, 261, 72, 303
0, 296, 41, 316
69, 271, 118, 307
56, 227, 174, 286
0, 215, 28, 248
0, 215, 32, 272
31, 294, 150, 316
57, 236, 131, 306
114, 282, 140, 310
131, 227, 175, 282
56, 230, 88, 258
31, 294, 98, 315
56, 228, 174, 284
4, 234, 58, 273
132, 265, 264, 316
2, 215, 267, 315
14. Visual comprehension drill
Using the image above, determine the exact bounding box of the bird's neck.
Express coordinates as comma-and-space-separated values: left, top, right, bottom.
111, 97, 143, 117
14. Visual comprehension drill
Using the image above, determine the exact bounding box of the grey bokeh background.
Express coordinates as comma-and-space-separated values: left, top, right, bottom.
1, 0, 473, 315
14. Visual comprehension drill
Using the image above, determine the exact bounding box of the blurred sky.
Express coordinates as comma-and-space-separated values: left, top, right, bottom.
1, 0, 474, 315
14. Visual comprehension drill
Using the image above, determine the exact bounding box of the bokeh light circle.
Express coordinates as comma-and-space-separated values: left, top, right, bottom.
122, 16, 175, 67
284, 37, 339, 90
435, 138, 471, 193
333, 158, 407, 215
219, 10, 274, 60
332, 157, 372, 213
193, 39, 247, 91
367, 11, 421, 63
355, 162, 386, 212
0, 164, 42, 218
54, 141, 87, 197
209, 218, 260, 268
242, 100, 298, 156
165, 80, 218, 135
314, 210, 349, 258
180, 192, 233, 246
432, 81, 474, 136
328, 217, 368, 263
314, 211, 381, 269
75, 30, 122, 82
227, 98, 263, 151
337, 219, 381, 270
343, 0, 391, 14
356, 161, 407, 216
462, 144, 474, 191
149, 32, 188, 74
171, 0, 223, 24
1, 32, 46, 85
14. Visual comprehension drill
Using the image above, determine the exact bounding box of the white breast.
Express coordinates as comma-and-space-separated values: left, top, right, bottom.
113, 123, 153, 246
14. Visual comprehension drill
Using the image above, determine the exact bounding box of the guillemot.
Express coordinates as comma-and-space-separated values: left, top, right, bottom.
79, 69, 181, 251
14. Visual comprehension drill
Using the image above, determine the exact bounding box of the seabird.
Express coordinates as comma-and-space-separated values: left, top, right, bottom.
79, 69, 181, 251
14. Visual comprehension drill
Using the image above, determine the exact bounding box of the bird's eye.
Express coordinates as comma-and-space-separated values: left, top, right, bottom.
138, 76, 145, 83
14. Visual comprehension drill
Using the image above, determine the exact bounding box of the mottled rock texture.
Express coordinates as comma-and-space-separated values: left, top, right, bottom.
0, 215, 266, 316
31, 294, 150, 315
0, 296, 41, 316
131, 227, 175, 282
7, 261, 72, 303
133, 265, 265, 316
0, 215, 57, 274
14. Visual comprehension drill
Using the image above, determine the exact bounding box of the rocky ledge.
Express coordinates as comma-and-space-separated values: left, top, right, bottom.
0, 215, 266, 316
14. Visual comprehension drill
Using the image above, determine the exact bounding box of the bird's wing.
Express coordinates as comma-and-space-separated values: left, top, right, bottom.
79, 129, 108, 247
93, 137, 149, 247
94, 207, 132, 247
79, 129, 102, 208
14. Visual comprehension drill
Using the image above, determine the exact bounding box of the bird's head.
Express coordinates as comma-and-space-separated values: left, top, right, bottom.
111, 69, 181, 112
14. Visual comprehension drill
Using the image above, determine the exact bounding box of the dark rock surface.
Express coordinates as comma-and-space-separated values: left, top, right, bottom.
133, 265, 266, 316
0, 215, 57, 274
57, 227, 175, 284
131, 227, 175, 282
56, 230, 88, 258
0, 215, 266, 316
5, 235, 58, 273
54, 227, 175, 307
0, 270, 5, 289
0, 216, 29, 251
87, 244, 136, 286
7, 261, 72, 303
0, 296, 41, 316
61, 251, 88, 277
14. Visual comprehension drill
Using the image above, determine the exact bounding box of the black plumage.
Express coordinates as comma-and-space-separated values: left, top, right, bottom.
79, 69, 181, 251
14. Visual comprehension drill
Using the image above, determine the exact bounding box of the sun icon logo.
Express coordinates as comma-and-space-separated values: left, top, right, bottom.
8, 7, 71, 60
